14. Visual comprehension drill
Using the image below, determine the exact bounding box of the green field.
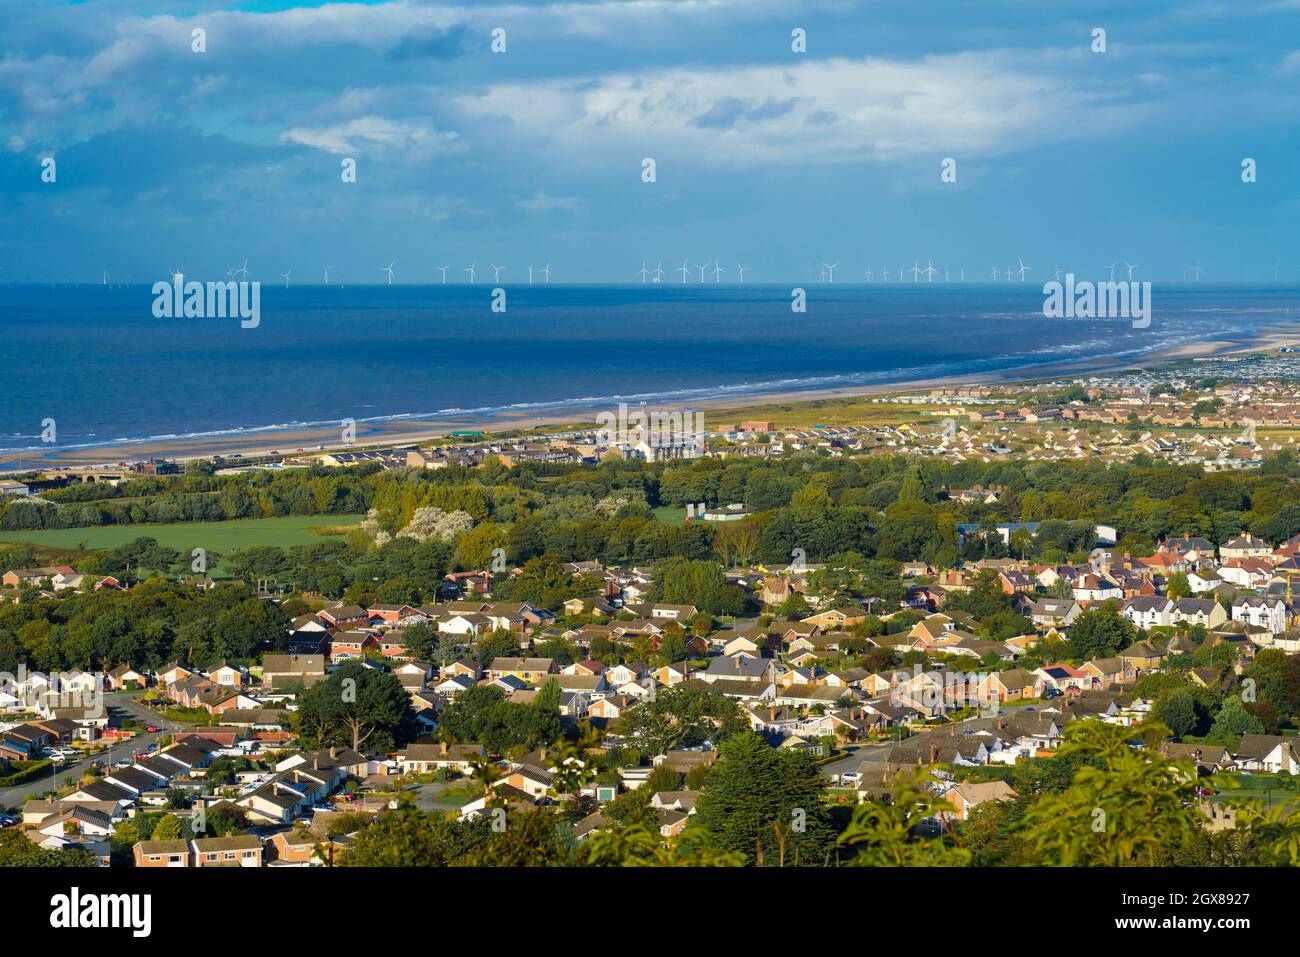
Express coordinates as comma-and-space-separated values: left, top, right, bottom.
0, 514, 364, 560
653, 506, 688, 526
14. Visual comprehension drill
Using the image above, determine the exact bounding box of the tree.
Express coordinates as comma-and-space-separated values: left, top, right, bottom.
341, 805, 493, 866
687, 732, 833, 866
296, 661, 417, 753
151, 813, 184, 841
1208, 694, 1265, 743
1021, 720, 1200, 866
1155, 687, 1198, 738
617, 685, 747, 755
838, 770, 972, 866
1069, 604, 1137, 660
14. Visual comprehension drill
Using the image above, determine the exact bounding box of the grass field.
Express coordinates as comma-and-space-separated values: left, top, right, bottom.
0, 514, 364, 567
653, 506, 688, 526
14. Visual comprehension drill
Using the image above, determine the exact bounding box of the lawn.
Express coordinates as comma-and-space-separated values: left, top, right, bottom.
653, 506, 688, 526
0, 514, 364, 570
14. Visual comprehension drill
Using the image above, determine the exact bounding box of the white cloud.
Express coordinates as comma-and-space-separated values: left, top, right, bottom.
452, 51, 1145, 169
279, 115, 463, 158
516, 190, 581, 212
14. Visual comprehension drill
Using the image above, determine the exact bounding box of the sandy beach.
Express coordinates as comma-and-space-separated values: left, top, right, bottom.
7, 320, 1299, 471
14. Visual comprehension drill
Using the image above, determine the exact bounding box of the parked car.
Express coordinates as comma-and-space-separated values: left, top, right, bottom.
1044, 688, 1064, 699
146, 725, 158, 733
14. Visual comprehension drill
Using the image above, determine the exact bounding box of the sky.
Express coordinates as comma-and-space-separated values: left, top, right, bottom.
2, 0, 1299, 284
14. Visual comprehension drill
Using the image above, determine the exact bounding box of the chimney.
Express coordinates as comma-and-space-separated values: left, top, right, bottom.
769, 704, 776, 722
440, 741, 448, 755
329, 745, 337, 759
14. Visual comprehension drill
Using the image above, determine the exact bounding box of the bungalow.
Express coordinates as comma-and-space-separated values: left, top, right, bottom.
397, 742, 484, 774
700, 655, 774, 684
133, 839, 191, 868
487, 657, 557, 684
801, 608, 867, 630
191, 834, 264, 867
261, 654, 327, 689
942, 781, 1019, 822
1234, 734, 1300, 774
106, 665, 149, 691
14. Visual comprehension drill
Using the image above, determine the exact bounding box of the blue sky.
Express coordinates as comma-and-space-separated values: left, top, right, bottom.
3, 0, 1299, 283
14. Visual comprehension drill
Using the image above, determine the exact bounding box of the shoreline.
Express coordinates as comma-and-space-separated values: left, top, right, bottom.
6, 321, 1299, 471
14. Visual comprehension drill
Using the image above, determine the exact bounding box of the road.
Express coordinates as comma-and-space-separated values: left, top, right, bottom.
0, 693, 187, 810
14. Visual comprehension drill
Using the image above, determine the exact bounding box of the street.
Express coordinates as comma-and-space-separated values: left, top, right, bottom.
0, 693, 186, 810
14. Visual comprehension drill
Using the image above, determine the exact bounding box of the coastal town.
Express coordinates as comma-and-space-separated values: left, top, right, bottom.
3, 362, 1300, 869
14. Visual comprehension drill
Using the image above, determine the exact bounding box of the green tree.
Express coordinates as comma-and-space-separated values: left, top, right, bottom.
296, 661, 417, 753
687, 732, 833, 866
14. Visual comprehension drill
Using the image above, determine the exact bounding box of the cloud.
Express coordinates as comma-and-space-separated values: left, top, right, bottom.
279, 115, 463, 158
516, 190, 581, 212
386, 24, 469, 62
455, 51, 1146, 169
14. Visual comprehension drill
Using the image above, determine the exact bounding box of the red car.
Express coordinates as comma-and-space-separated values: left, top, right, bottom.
146, 725, 158, 733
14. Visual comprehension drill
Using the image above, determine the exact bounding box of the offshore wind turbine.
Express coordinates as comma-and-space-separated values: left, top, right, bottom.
677, 259, 689, 283
463, 260, 477, 284
908, 260, 922, 282
882, 267, 890, 282
1016, 259, 1031, 282
324, 266, 334, 285
1053, 265, 1062, 281
737, 264, 749, 282
1106, 261, 1119, 281
491, 264, 505, 283
527, 266, 533, 285
280, 269, 291, 288
990, 266, 1000, 281
638, 262, 650, 283
694, 261, 709, 283
712, 261, 725, 283
1188, 264, 1201, 281
821, 262, 839, 283
653, 262, 664, 283
1124, 261, 1139, 280
539, 262, 551, 284
864, 268, 873, 282
437, 264, 449, 284
380, 261, 395, 285
235, 259, 250, 281
923, 259, 937, 283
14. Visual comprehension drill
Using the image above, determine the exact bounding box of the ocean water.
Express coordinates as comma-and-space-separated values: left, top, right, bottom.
1, 282, 1298, 453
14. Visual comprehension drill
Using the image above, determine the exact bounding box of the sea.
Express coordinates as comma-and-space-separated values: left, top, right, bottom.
1, 282, 1299, 457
